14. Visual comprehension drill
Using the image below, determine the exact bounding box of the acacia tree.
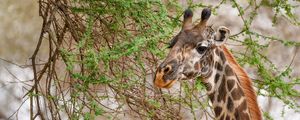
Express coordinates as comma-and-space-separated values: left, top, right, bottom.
25, 0, 300, 119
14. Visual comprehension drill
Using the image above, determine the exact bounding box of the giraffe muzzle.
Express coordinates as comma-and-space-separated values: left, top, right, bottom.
154, 62, 179, 88
154, 72, 177, 88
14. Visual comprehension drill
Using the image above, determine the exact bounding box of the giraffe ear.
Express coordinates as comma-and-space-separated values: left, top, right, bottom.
182, 9, 193, 30
213, 26, 230, 46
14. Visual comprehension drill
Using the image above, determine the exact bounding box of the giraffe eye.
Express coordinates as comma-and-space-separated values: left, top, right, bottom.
196, 45, 207, 54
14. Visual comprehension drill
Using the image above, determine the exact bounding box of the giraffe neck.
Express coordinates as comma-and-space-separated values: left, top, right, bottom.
204, 48, 251, 120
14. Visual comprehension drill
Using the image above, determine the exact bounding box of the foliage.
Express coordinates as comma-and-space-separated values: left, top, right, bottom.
26, 0, 300, 119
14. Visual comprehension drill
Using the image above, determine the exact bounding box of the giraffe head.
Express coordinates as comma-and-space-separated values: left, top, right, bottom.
154, 8, 230, 88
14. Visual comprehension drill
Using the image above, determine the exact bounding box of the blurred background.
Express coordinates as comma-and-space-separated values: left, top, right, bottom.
0, 0, 41, 119
0, 0, 299, 120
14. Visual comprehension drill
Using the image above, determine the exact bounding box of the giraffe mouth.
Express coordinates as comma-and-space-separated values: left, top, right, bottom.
154, 70, 178, 88
181, 72, 197, 80
162, 80, 177, 88
154, 78, 177, 88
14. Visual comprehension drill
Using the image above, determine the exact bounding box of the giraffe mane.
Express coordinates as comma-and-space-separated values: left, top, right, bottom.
221, 45, 262, 120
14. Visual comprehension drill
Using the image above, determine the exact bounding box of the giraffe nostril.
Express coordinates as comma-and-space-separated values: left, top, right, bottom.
163, 66, 171, 73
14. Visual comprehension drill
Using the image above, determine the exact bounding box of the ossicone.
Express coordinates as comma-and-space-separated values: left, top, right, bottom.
184, 9, 193, 19
195, 8, 211, 30
182, 8, 193, 30
201, 8, 211, 21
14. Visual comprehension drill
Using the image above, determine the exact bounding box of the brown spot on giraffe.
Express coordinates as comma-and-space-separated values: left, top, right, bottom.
233, 100, 250, 119
220, 51, 226, 64
214, 73, 220, 83
227, 79, 235, 91
215, 61, 223, 71
209, 92, 215, 101
235, 109, 250, 120
227, 96, 234, 111
237, 100, 248, 111
217, 75, 227, 102
231, 88, 242, 100
214, 106, 223, 117
225, 65, 234, 76
226, 115, 230, 120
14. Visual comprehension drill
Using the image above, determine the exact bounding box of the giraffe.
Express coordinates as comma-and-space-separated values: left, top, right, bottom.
153, 8, 262, 120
